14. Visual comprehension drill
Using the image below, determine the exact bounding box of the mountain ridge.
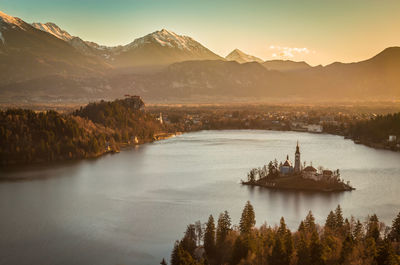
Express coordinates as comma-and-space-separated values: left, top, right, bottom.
113, 29, 223, 67
263, 60, 312, 72
1, 10, 400, 103
226, 49, 263, 63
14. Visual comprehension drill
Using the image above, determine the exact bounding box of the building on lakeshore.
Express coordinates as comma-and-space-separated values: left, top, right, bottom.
307, 124, 323, 133
156, 113, 163, 124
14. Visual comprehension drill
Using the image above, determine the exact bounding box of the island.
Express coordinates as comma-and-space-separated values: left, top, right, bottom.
241, 142, 354, 192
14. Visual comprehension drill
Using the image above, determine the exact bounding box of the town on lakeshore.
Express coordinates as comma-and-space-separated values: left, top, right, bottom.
242, 142, 354, 191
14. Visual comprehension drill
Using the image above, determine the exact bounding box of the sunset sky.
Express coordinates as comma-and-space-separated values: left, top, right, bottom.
2, 0, 400, 65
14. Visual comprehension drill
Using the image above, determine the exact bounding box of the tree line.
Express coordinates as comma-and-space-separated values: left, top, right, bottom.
167, 202, 400, 265
0, 97, 165, 166
348, 113, 400, 143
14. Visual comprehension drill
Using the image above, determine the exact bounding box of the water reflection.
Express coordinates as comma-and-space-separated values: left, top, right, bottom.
243, 185, 344, 225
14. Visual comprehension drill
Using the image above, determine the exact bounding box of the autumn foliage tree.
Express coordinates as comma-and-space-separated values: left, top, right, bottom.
170, 206, 400, 265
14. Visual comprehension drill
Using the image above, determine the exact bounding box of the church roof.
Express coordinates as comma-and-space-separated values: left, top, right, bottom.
282, 160, 292, 167
304, 166, 317, 172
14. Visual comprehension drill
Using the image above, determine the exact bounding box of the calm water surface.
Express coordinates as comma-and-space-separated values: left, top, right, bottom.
1, 130, 400, 265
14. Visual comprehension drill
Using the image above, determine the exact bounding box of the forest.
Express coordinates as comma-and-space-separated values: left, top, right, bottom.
0, 96, 165, 166
348, 113, 400, 143
167, 202, 400, 265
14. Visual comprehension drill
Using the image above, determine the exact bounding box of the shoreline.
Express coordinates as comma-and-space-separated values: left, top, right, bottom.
0, 132, 181, 180
241, 175, 355, 192
0, 128, 395, 180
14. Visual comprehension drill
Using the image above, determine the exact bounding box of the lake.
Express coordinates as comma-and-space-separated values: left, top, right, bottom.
1, 130, 400, 265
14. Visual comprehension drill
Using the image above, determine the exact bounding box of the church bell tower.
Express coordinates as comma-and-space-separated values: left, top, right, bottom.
294, 141, 301, 173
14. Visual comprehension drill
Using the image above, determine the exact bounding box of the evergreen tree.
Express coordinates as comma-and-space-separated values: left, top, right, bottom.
216, 211, 232, 265
204, 215, 216, 259
267, 161, 274, 175
305, 211, 316, 233
216, 211, 231, 246
353, 219, 364, 242
364, 237, 378, 262
277, 217, 287, 236
298, 221, 306, 233
231, 236, 248, 265
171, 242, 197, 265
171, 241, 180, 265
160, 258, 168, 265
181, 224, 197, 256
283, 229, 294, 261
170, 206, 400, 265
339, 235, 354, 264
309, 231, 325, 265
276, 217, 293, 261
335, 205, 344, 230
296, 234, 310, 265
239, 201, 256, 235
367, 214, 381, 242
269, 237, 288, 265
375, 240, 396, 265
344, 218, 352, 238
325, 211, 336, 231
390, 211, 400, 242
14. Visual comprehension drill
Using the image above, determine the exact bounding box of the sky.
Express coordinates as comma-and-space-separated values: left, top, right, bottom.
1, 0, 400, 66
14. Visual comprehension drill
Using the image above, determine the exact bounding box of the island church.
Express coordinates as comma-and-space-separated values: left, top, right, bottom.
279, 141, 302, 175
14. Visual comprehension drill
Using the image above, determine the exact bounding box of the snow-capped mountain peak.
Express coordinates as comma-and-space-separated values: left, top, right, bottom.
226, 48, 263, 64
0, 11, 23, 26
0, 11, 26, 31
0, 11, 29, 43
115, 28, 222, 67
32, 22, 73, 42
126, 29, 200, 51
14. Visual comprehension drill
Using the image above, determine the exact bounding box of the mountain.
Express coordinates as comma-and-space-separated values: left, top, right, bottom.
262, 60, 312, 72
110, 47, 400, 101
225, 49, 263, 64
1, 10, 400, 103
108, 60, 291, 101
294, 46, 400, 99
0, 11, 111, 101
31, 22, 108, 56
112, 29, 223, 67
31, 24, 223, 67
31, 22, 73, 41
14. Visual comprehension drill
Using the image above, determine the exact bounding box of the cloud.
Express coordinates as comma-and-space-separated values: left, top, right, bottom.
269, 45, 315, 59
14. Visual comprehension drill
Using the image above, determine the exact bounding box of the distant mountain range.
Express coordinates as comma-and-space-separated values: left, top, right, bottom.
262, 60, 311, 72
1, 10, 399, 103
226, 49, 263, 64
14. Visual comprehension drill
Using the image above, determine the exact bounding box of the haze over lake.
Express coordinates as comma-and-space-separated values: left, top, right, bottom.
1, 130, 399, 265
